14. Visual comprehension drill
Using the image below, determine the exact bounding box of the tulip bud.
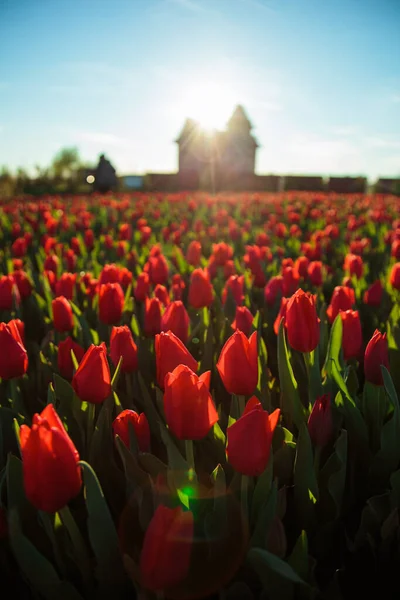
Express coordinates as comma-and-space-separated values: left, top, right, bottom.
390, 263, 400, 290
364, 329, 390, 386
285, 289, 320, 353
140, 505, 194, 591
222, 275, 244, 306
160, 301, 190, 343
148, 254, 169, 285
109, 326, 138, 373
307, 261, 323, 287
0, 275, 19, 310
144, 297, 162, 337
340, 309, 362, 361
98, 283, 124, 325
72, 343, 111, 404
274, 297, 288, 336
134, 272, 150, 302
344, 253, 363, 279
226, 396, 280, 476
164, 365, 218, 439
155, 330, 197, 389
58, 336, 85, 379
326, 286, 355, 323
112, 409, 150, 451
20, 404, 81, 513
231, 306, 254, 336
0, 322, 28, 380
308, 394, 332, 447
217, 331, 258, 395
363, 280, 383, 306
188, 269, 214, 309
52, 296, 74, 332
186, 240, 202, 266
13, 270, 32, 299
264, 276, 283, 306
55, 273, 77, 300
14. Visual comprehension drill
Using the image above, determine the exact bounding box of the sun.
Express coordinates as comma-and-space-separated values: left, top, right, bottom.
181, 81, 236, 130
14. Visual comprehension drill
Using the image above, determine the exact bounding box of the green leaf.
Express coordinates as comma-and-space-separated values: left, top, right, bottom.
250, 480, 278, 549
247, 547, 308, 587
251, 456, 273, 525
369, 367, 400, 487
79, 461, 127, 587
277, 320, 305, 430
8, 510, 84, 600
288, 530, 309, 581
326, 430, 348, 518
322, 314, 343, 378
6, 456, 83, 600
47, 382, 56, 406
294, 423, 319, 528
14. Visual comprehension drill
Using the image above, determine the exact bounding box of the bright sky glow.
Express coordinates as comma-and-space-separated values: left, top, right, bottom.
179, 81, 237, 130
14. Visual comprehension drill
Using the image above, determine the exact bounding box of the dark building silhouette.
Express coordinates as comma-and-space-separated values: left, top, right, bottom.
93, 154, 117, 192
175, 105, 258, 190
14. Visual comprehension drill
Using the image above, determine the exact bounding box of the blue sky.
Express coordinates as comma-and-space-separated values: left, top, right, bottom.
1, 0, 399, 179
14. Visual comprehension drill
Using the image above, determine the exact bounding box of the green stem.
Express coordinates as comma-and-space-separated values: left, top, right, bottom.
86, 403, 95, 451
59, 506, 92, 591
314, 445, 322, 477
238, 395, 246, 416
39, 511, 65, 576
185, 439, 195, 473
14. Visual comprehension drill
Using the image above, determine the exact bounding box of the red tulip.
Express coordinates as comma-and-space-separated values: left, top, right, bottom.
282, 267, 299, 297
112, 409, 150, 451
58, 337, 85, 379
217, 331, 258, 396
161, 301, 190, 343
134, 272, 150, 302
7, 318, 25, 345
110, 326, 138, 373
307, 261, 323, 286
222, 275, 244, 306
55, 273, 77, 300
148, 254, 169, 285
326, 286, 355, 324
344, 253, 363, 279
155, 330, 197, 389
294, 256, 310, 279
340, 310, 362, 361
226, 397, 280, 476
363, 280, 383, 306
20, 404, 81, 512
72, 343, 111, 404
390, 263, 400, 290
154, 284, 170, 307
140, 505, 193, 592
0, 322, 28, 380
186, 240, 202, 266
188, 269, 214, 309
285, 289, 320, 353
364, 330, 390, 386
144, 297, 162, 337
0, 275, 19, 310
99, 264, 120, 285
164, 365, 218, 439
264, 276, 283, 306
98, 283, 124, 325
274, 297, 288, 335
308, 395, 332, 447
13, 270, 32, 299
52, 296, 74, 332
231, 306, 254, 336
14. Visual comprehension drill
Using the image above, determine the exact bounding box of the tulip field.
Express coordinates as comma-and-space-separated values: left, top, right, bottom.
1, 190, 400, 599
